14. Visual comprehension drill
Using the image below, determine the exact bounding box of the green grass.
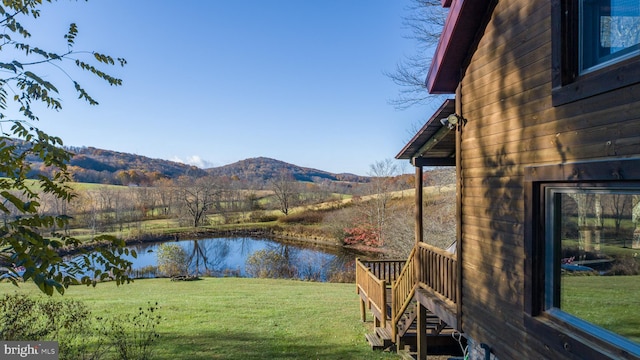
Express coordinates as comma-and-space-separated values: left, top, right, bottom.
0, 278, 398, 360
562, 275, 640, 343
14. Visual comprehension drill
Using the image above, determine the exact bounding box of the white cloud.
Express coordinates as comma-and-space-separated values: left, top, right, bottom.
171, 155, 215, 169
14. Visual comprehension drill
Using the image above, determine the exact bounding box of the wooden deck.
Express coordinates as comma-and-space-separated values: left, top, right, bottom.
356, 243, 463, 358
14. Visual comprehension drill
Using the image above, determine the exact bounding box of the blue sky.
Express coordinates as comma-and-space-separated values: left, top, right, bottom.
18, 0, 439, 176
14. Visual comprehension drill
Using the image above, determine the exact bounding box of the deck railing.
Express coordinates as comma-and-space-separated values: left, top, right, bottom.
356, 259, 388, 328
357, 243, 458, 338
417, 242, 457, 303
391, 245, 417, 339
360, 259, 405, 284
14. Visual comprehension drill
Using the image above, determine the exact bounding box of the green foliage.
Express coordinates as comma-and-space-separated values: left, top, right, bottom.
0, 293, 90, 342
0, 293, 162, 360
156, 243, 188, 277
0, 0, 131, 294
0, 293, 111, 359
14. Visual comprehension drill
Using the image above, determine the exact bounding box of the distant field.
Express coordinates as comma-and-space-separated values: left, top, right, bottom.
0, 278, 398, 360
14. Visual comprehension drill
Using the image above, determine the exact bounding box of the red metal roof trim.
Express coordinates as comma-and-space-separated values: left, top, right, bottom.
426, 0, 492, 94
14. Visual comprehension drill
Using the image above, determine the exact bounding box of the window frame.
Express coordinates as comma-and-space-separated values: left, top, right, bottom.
525, 159, 640, 359
580, 0, 640, 72
552, 0, 640, 106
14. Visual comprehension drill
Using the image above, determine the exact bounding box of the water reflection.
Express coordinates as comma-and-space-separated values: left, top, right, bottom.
126, 237, 355, 282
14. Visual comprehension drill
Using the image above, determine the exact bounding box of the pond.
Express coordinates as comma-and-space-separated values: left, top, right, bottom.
124, 237, 356, 282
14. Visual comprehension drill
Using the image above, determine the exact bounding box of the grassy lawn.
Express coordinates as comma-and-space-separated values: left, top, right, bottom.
562, 275, 640, 343
0, 278, 398, 360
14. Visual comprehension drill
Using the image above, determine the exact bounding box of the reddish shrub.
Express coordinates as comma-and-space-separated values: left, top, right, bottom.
343, 224, 381, 247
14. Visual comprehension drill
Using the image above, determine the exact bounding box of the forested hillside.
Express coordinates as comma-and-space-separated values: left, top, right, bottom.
65, 146, 208, 184
16, 141, 371, 186
205, 157, 369, 184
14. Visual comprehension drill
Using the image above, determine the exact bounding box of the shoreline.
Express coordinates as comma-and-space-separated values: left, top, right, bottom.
62, 225, 386, 259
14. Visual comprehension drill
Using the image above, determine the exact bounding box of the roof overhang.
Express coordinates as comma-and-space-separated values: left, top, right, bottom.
396, 99, 456, 167
426, 0, 494, 94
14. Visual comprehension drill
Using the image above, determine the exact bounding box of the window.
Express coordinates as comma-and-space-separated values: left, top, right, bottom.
580, 0, 640, 73
552, 0, 640, 106
525, 160, 640, 358
544, 185, 640, 353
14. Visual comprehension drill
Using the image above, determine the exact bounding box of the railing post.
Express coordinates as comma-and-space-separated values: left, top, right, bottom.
391, 285, 397, 340
380, 280, 387, 329
356, 257, 361, 294
414, 245, 421, 287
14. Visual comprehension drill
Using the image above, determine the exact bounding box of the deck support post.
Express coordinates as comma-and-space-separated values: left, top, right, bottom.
360, 298, 366, 322
414, 165, 424, 296
396, 333, 406, 353
415, 165, 423, 245
417, 301, 428, 360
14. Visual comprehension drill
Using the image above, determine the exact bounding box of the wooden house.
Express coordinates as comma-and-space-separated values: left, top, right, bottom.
356, 1, 640, 359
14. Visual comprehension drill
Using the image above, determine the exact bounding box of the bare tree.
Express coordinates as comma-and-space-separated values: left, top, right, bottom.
609, 194, 632, 240
216, 177, 247, 224
175, 176, 221, 227
185, 239, 231, 277
270, 170, 299, 215
368, 159, 402, 246
77, 191, 100, 235
385, 0, 447, 109
154, 178, 176, 216
342, 160, 404, 248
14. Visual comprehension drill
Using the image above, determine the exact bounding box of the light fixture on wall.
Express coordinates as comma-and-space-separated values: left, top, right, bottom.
440, 113, 461, 129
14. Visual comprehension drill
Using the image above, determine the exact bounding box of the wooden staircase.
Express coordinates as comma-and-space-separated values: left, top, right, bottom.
357, 243, 464, 358
363, 300, 462, 355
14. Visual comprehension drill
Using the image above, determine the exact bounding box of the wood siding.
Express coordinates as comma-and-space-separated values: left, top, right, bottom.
458, 1, 640, 359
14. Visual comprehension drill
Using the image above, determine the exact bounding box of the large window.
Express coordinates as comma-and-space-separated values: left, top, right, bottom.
552, 0, 640, 105
543, 185, 640, 354
525, 160, 640, 358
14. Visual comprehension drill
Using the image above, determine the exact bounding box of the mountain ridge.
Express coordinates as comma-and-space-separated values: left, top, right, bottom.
56, 145, 369, 185
206, 156, 368, 183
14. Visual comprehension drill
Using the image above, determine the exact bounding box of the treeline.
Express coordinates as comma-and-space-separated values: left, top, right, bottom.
31, 165, 456, 258
29, 173, 361, 238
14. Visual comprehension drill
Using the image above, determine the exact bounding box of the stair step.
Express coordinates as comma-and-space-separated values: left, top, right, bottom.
375, 326, 392, 341
364, 332, 385, 350
397, 305, 418, 337
375, 327, 393, 347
